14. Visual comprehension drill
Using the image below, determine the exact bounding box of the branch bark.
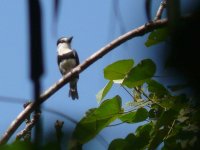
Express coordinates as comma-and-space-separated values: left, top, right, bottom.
155, 0, 167, 20
0, 18, 168, 145
16, 112, 40, 141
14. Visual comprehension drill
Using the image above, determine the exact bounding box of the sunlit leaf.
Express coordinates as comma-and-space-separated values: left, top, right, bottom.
113, 79, 124, 84
73, 96, 122, 144
145, 28, 169, 47
104, 59, 134, 80
119, 108, 148, 123
96, 81, 113, 103
123, 59, 156, 88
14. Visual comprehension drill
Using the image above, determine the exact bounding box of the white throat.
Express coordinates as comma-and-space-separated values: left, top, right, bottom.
57, 43, 72, 55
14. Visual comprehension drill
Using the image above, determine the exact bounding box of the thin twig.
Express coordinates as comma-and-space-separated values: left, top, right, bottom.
120, 84, 134, 99
163, 119, 176, 140
134, 87, 152, 101
134, 87, 164, 109
154, 0, 167, 20
108, 101, 152, 127
107, 122, 125, 127
124, 101, 152, 114
16, 112, 40, 141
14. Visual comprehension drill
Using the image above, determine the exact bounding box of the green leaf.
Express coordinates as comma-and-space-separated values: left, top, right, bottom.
109, 132, 152, 150
147, 79, 170, 98
108, 138, 127, 150
135, 122, 153, 136
149, 109, 178, 149
145, 28, 169, 47
108, 134, 136, 150
134, 122, 154, 148
149, 104, 165, 119
149, 127, 169, 149
96, 81, 113, 103
2, 141, 35, 150
119, 108, 148, 123
123, 59, 156, 88
156, 109, 178, 128
73, 96, 122, 144
104, 59, 134, 80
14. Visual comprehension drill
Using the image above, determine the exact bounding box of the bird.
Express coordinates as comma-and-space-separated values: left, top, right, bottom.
57, 36, 79, 100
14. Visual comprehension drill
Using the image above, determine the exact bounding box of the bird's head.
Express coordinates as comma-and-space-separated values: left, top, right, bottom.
57, 36, 73, 47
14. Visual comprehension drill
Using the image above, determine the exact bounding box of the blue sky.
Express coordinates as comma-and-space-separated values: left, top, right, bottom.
0, 0, 171, 149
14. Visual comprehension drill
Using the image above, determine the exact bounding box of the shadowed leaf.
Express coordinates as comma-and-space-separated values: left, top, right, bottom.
145, 28, 168, 47
147, 79, 170, 98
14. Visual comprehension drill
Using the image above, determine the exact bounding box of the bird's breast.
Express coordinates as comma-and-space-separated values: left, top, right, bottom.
59, 59, 76, 74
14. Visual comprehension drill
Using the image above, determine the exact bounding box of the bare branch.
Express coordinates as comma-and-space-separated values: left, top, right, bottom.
16, 112, 40, 141
154, 0, 167, 20
0, 19, 168, 145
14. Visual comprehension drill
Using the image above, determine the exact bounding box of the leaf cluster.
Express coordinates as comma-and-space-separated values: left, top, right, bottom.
72, 57, 200, 149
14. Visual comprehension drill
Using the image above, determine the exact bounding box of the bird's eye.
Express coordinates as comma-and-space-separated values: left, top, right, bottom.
60, 40, 65, 43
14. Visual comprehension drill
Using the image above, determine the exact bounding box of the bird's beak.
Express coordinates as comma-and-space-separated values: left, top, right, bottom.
68, 36, 73, 43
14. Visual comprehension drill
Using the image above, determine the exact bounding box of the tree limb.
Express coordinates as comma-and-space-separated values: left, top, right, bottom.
16, 112, 40, 141
154, 0, 167, 20
0, 18, 168, 145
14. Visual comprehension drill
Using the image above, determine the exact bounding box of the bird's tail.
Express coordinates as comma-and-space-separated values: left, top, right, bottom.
69, 80, 79, 100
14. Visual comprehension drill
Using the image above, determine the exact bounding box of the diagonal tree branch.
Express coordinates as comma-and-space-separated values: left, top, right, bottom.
0, 19, 169, 145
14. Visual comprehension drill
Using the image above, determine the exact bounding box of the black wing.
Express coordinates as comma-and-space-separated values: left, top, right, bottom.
57, 50, 79, 66
72, 49, 79, 66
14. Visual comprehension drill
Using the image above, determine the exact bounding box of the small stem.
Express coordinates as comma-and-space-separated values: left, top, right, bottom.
107, 122, 125, 127
163, 119, 176, 140
121, 84, 134, 99
155, 0, 167, 21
